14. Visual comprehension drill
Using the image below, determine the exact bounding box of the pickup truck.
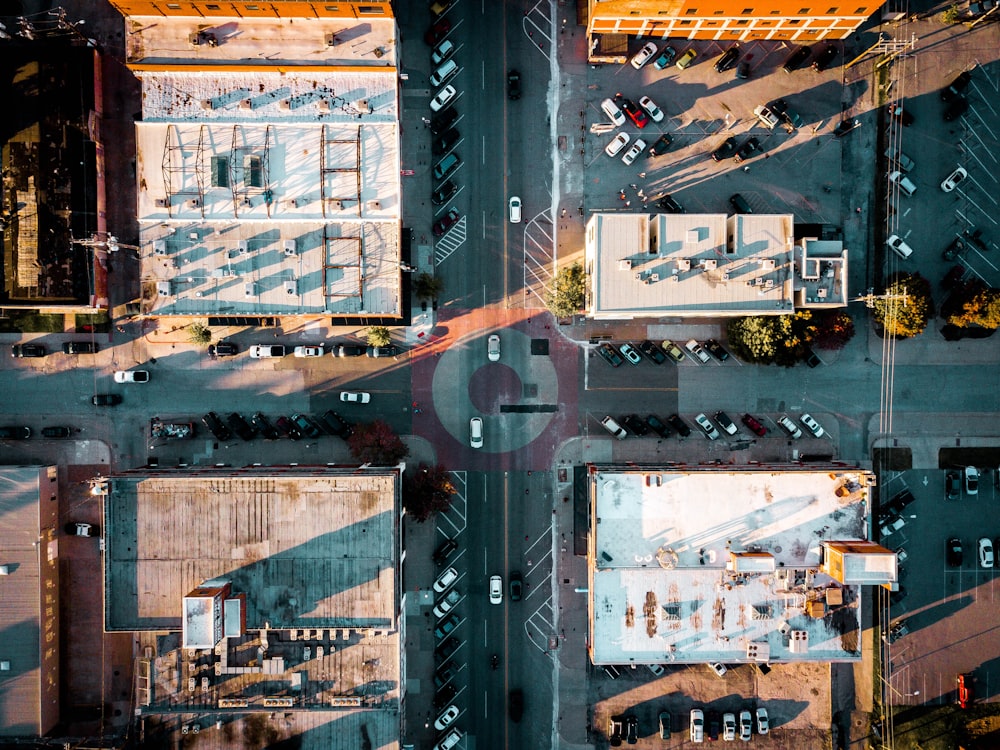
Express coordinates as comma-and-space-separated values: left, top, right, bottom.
880, 517, 905, 538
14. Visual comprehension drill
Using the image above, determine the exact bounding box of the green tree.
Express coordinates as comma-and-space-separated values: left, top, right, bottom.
413, 272, 444, 303
873, 273, 933, 339
939, 4, 960, 23
545, 262, 587, 318
187, 321, 212, 345
403, 463, 457, 522
946, 286, 1000, 329
725, 311, 815, 366
366, 326, 392, 347
812, 310, 856, 350
347, 419, 409, 465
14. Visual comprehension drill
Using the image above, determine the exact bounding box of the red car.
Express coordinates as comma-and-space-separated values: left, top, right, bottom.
621, 98, 650, 128
424, 19, 451, 46
741, 413, 767, 437
433, 208, 460, 237
957, 674, 972, 709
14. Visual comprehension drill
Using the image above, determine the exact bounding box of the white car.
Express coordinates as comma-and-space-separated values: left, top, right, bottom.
965, 465, 979, 495
979, 537, 994, 568
708, 661, 728, 677
638, 95, 665, 122
340, 391, 371, 404
739, 710, 753, 741
889, 170, 917, 196
631, 41, 658, 69
249, 345, 286, 358
887, 234, 913, 259
690, 709, 705, 743
508, 196, 521, 223
489, 575, 503, 604
113, 370, 149, 383
600, 97, 626, 127
695, 413, 720, 440
293, 345, 324, 358
487, 334, 501, 362
469, 417, 483, 448
621, 139, 647, 166
430, 84, 457, 112
778, 415, 803, 438
434, 705, 460, 731
800, 413, 825, 437
753, 104, 781, 129
685, 339, 711, 363
941, 166, 968, 193
433, 588, 461, 618
605, 131, 630, 157
722, 712, 736, 741
434, 566, 458, 593
755, 707, 769, 735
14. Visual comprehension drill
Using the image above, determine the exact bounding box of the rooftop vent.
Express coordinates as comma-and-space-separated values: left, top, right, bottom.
618, 259, 632, 271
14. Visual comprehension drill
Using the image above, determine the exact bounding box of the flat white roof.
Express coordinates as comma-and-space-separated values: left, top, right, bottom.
589, 467, 874, 665
586, 212, 796, 319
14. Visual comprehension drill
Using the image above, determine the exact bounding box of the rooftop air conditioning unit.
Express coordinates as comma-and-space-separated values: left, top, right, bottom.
284, 280, 296, 295
283, 240, 296, 256
154, 198, 168, 208
201, 100, 213, 110
279, 99, 291, 110
187, 198, 201, 208
237, 240, 249, 254
239, 99, 252, 110
244, 282, 255, 298
618, 259, 632, 271
156, 281, 172, 296
318, 99, 330, 113
358, 99, 371, 113
153, 240, 167, 256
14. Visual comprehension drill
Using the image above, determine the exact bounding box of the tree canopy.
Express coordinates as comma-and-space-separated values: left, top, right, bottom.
346, 419, 409, 465
545, 262, 586, 318
187, 321, 212, 345
943, 281, 1000, 330
873, 273, 933, 339
402, 463, 457, 523
366, 326, 392, 347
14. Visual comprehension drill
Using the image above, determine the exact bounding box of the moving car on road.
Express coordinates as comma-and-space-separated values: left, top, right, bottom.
91, 394, 122, 406
489, 575, 503, 604
340, 391, 371, 404
488, 334, 501, 361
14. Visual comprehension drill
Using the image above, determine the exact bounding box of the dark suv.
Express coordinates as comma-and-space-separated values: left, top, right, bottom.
291, 413, 322, 439
433, 538, 458, 565
227, 413, 256, 441
202, 412, 233, 441
321, 410, 353, 439
430, 106, 458, 135
251, 412, 280, 440
667, 414, 691, 437
646, 415, 671, 438
432, 179, 458, 206
63, 341, 97, 354
0, 426, 31, 440
12, 344, 46, 358
275, 416, 303, 440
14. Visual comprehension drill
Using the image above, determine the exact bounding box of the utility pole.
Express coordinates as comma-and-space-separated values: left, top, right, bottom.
853, 287, 909, 308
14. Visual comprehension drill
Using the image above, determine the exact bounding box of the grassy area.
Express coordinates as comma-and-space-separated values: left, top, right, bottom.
888, 704, 1000, 749
74, 312, 110, 333
0, 311, 66, 333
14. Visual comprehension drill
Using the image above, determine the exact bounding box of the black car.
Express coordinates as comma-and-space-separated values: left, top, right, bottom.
321, 410, 353, 439
41, 426, 71, 438
771, 97, 803, 128
811, 44, 838, 71
622, 415, 649, 436
648, 134, 674, 157
435, 635, 461, 662
638, 340, 667, 364
430, 107, 458, 135
275, 416, 303, 440
432, 179, 458, 206
0, 426, 31, 439
11, 343, 46, 358
667, 414, 691, 437
509, 571, 523, 601
711, 136, 738, 162
507, 69, 521, 100
291, 413, 322, 439
201, 412, 232, 441
226, 412, 257, 441
209, 341, 238, 356
881, 488, 915, 518
64, 341, 97, 354
509, 689, 524, 723
367, 345, 400, 358
946, 537, 963, 567
782, 45, 811, 73
656, 194, 685, 213
646, 415, 671, 438
596, 342, 624, 367
941, 71, 971, 102
944, 96, 968, 122
730, 193, 753, 214
735, 61, 750, 79
434, 660, 458, 689
833, 118, 860, 137
714, 46, 740, 73
942, 236, 966, 261
890, 103, 914, 126
734, 137, 761, 163
434, 682, 458, 709
945, 470, 961, 500
707, 712, 721, 742
704, 339, 729, 362
251, 412, 280, 440
91, 394, 122, 406
433, 538, 458, 565
334, 343, 366, 357
624, 715, 639, 745
432, 128, 460, 156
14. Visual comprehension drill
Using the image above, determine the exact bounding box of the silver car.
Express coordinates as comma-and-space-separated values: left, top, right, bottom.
695, 413, 720, 440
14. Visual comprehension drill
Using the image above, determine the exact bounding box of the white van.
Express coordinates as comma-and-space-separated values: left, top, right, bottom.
600, 416, 628, 440
430, 59, 458, 87
434, 729, 462, 750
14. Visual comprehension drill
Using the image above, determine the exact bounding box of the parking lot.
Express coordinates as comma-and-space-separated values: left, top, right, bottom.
879, 467, 1000, 708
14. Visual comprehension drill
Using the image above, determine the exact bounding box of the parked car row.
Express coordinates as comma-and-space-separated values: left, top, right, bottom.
594, 339, 728, 367
689, 706, 769, 743
235, 343, 400, 359
199, 410, 354, 443
601, 411, 826, 441
10, 341, 102, 357
0, 425, 73, 439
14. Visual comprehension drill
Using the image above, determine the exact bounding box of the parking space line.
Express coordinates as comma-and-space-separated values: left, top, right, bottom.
434, 216, 468, 264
